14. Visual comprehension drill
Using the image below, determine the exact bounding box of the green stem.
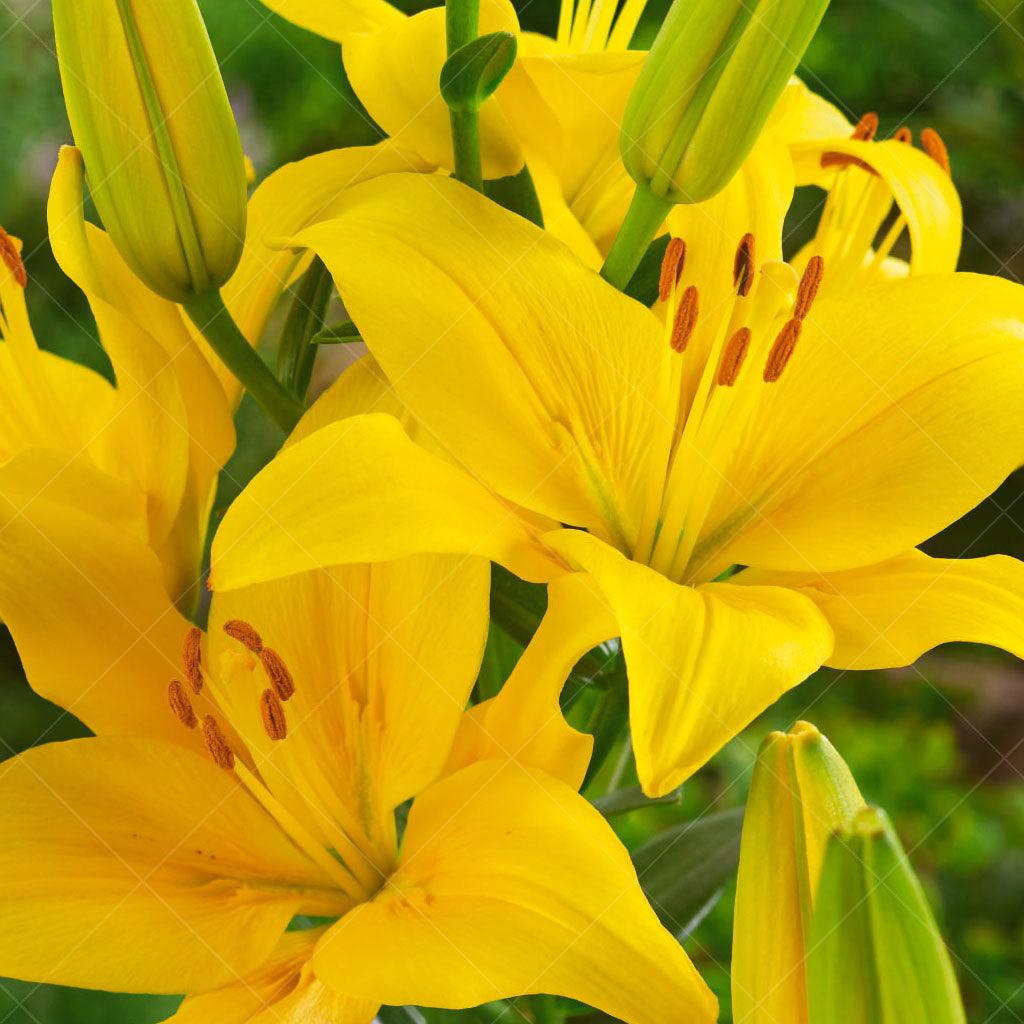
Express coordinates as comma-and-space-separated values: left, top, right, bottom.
600, 184, 672, 291
446, 0, 483, 191
182, 288, 303, 433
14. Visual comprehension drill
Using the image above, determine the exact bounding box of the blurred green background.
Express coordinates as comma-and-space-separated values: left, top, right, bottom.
1, 0, 1023, 1020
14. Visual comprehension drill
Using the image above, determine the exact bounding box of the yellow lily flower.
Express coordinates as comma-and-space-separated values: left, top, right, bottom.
0, 427, 715, 1021
211, 169, 1024, 797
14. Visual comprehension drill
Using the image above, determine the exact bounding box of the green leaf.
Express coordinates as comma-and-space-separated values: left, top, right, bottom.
276, 256, 333, 396
485, 165, 544, 227
623, 233, 670, 305
310, 320, 361, 345
440, 31, 517, 113
592, 783, 682, 818
474, 621, 524, 702
631, 808, 744, 937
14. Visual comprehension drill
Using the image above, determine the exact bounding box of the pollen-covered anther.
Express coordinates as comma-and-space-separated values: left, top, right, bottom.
921, 127, 950, 176
201, 715, 235, 770
733, 233, 756, 298
794, 255, 825, 320
851, 111, 879, 142
717, 328, 752, 387
259, 688, 288, 741
167, 680, 198, 730
893, 126, 913, 144
670, 285, 699, 353
763, 319, 803, 383
223, 619, 263, 654
0, 227, 27, 288
261, 647, 296, 701
182, 626, 203, 694
658, 237, 686, 302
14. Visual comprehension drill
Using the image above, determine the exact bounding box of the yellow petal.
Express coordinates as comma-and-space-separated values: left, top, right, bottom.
48, 146, 234, 595
167, 929, 378, 1024
313, 759, 717, 1022
792, 135, 962, 274
208, 552, 489, 863
773, 77, 851, 186
211, 414, 560, 591
549, 530, 833, 796
445, 573, 617, 788
223, 141, 432, 365
287, 354, 411, 448
741, 549, 1024, 670
293, 173, 668, 550
699, 273, 1024, 576
258, 0, 404, 40
0, 737, 332, 993
0, 493, 209, 745
343, 0, 523, 177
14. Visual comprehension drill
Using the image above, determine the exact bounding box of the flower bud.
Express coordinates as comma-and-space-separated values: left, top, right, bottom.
52, 0, 247, 302
806, 806, 966, 1024
731, 721, 864, 1024
621, 0, 831, 204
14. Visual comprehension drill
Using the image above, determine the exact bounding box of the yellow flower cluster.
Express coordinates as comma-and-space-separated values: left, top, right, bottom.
0, 0, 1019, 1021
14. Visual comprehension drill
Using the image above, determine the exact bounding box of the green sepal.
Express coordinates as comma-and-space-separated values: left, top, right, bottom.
807, 807, 967, 1024
440, 31, 518, 114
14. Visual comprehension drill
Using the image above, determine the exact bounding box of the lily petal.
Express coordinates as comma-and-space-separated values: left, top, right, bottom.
167, 929, 378, 1024
313, 759, 717, 1022
211, 414, 560, 591
446, 573, 616, 788
343, 0, 523, 176
0, 737, 331, 993
741, 549, 1024, 670
293, 173, 668, 549
699, 273, 1024, 577
208, 552, 489, 864
792, 135, 962, 274
0, 494, 212, 743
258, 0, 403, 40
550, 530, 833, 796
223, 141, 432, 363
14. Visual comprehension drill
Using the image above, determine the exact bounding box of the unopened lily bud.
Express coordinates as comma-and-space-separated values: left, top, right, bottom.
807, 806, 966, 1024
732, 721, 865, 1024
621, 0, 831, 204
52, 0, 247, 302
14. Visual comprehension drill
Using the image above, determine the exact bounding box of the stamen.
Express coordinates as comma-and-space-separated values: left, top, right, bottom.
658, 237, 686, 302
893, 126, 913, 144
182, 626, 203, 694
921, 128, 950, 176
261, 647, 296, 701
167, 680, 198, 729
794, 255, 825, 320
852, 112, 879, 142
819, 152, 879, 176
732, 233, 756, 298
0, 228, 26, 288
670, 285, 699, 353
259, 688, 288, 741
717, 328, 752, 387
223, 619, 263, 653
201, 715, 235, 770
763, 319, 803, 383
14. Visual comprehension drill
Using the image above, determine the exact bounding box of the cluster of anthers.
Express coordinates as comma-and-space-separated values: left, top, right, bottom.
168, 621, 296, 767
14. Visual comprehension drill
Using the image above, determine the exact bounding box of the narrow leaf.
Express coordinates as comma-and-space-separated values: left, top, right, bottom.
631, 808, 744, 936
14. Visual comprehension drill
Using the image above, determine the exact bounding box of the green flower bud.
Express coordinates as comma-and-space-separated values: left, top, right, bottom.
52, 0, 248, 302
732, 721, 865, 1024
807, 806, 967, 1024
621, 0, 831, 204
